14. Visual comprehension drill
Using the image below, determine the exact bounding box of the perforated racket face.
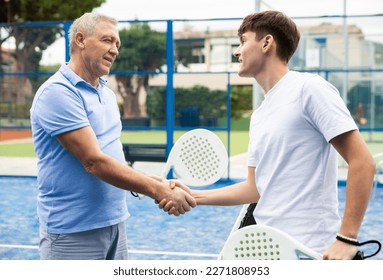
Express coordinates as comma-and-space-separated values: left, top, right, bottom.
230, 231, 283, 260
168, 129, 228, 187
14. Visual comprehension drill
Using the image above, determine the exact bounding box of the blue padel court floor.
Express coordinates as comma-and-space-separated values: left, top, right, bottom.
0, 176, 382, 260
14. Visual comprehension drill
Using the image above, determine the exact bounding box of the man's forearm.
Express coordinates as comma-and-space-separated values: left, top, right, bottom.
339, 161, 375, 238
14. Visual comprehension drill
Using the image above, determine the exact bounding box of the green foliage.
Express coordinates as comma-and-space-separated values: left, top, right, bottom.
0, 0, 107, 114
113, 23, 166, 72
38, 64, 61, 72
146, 87, 166, 120
1, 0, 106, 71
112, 23, 167, 118
0, 0, 18, 23
146, 85, 253, 122
1, 0, 106, 22
230, 85, 253, 119
176, 86, 227, 119
146, 85, 227, 121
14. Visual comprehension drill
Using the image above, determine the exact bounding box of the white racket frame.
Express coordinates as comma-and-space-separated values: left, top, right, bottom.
137, 128, 228, 199
218, 225, 322, 260
160, 128, 228, 187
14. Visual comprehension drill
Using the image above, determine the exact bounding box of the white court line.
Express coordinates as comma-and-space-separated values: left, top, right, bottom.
0, 244, 38, 250
0, 244, 218, 258
128, 249, 218, 258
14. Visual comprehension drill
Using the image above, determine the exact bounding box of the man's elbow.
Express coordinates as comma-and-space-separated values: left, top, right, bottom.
370, 159, 376, 176
363, 155, 376, 179
80, 154, 106, 175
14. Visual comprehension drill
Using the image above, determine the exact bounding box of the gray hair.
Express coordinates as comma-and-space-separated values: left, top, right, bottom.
69, 12, 117, 53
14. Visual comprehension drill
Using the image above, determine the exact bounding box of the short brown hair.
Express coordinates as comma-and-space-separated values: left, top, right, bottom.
238, 11, 300, 63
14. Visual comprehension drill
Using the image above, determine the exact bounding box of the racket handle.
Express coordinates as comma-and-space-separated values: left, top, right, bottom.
353, 251, 364, 260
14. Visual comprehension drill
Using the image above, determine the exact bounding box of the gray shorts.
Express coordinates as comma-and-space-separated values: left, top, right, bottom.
39, 222, 128, 260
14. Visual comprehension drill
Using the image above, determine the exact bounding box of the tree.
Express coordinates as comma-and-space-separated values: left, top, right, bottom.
112, 23, 166, 118
230, 85, 253, 119
0, 0, 106, 101
147, 85, 227, 126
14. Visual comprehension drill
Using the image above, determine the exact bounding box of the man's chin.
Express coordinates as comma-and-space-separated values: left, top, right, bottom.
237, 71, 252, 78
101, 67, 111, 76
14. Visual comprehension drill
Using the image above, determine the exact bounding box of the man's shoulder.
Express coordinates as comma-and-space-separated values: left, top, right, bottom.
289, 70, 318, 81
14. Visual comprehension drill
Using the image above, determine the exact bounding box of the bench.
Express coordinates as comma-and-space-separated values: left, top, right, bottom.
122, 143, 167, 166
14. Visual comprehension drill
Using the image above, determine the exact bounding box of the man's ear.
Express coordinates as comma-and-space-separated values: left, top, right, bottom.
75, 32, 86, 49
262, 34, 273, 51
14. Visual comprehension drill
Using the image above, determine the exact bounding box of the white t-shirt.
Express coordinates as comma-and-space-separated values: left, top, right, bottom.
247, 71, 358, 253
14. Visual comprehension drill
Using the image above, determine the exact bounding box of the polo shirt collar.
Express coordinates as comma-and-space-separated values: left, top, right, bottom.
59, 63, 107, 88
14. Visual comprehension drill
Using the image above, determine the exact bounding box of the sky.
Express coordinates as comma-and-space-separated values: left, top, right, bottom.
41, 0, 383, 64
94, 0, 383, 20
97, 0, 383, 20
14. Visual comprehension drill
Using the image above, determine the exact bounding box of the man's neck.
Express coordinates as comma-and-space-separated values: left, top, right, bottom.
67, 60, 99, 87
256, 62, 289, 94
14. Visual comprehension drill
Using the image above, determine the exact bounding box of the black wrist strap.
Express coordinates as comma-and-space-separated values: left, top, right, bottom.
336, 234, 382, 259
358, 239, 382, 259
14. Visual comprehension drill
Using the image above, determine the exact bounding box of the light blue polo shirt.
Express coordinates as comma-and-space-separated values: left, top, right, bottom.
30, 64, 129, 234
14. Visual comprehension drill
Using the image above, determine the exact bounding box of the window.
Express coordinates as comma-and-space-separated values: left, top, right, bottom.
175, 38, 205, 65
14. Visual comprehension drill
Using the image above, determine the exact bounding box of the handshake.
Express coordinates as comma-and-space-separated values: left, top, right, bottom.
152, 177, 197, 216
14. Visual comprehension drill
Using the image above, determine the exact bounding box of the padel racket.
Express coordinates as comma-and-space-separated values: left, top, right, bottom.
136, 128, 228, 199
219, 225, 322, 260
231, 204, 251, 232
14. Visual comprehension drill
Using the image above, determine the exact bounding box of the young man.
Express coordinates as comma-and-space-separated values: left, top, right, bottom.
163, 11, 375, 260
30, 12, 195, 260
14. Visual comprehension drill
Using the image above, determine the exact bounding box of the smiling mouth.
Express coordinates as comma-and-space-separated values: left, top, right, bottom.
104, 57, 114, 64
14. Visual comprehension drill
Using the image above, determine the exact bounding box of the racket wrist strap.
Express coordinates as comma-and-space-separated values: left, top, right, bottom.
336, 233, 382, 259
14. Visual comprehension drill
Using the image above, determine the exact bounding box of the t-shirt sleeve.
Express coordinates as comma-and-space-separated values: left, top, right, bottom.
301, 75, 358, 142
33, 84, 90, 137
